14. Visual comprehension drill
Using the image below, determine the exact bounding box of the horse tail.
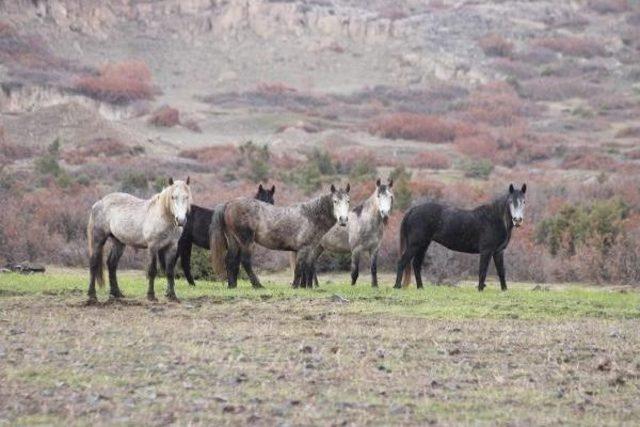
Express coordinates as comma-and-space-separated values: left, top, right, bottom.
400, 211, 412, 287
209, 204, 228, 279
289, 252, 296, 273
87, 210, 105, 288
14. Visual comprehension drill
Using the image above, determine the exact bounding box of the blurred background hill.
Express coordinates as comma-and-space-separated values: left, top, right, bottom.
1, 0, 639, 284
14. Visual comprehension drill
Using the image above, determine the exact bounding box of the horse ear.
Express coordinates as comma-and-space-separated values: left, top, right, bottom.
186, 176, 190, 185
388, 178, 393, 188
258, 184, 264, 191
168, 177, 174, 185
270, 185, 275, 194
345, 183, 350, 193
521, 183, 527, 194
331, 184, 336, 193
509, 183, 515, 194
376, 178, 381, 187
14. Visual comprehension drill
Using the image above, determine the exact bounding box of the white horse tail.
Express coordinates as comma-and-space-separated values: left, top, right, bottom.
209, 204, 228, 279
400, 215, 412, 287
87, 210, 105, 288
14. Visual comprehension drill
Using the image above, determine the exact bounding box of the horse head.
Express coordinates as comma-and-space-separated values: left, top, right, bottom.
508, 183, 527, 227
166, 176, 192, 227
375, 178, 394, 225
256, 184, 276, 205
330, 183, 350, 226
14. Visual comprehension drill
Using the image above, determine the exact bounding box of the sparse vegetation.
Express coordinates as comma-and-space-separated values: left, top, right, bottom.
148, 105, 180, 127
74, 60, 154, 104
368, 113, 456, 143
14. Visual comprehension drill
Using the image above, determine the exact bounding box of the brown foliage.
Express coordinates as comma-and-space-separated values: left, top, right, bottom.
562, 152, 619, 170
368, 113, 456, 143
179, 145, 240, 168
149, 105, 180, 127
455, 134, 499, 160
466, 82, 525, 127
534, 36, 606, 58
63, 138, 134, 165
74, 60, 154, 104
479, 34, 514, 57
410, 151, 452, 169
615, 126, 640, 139
587, 0, 630, 14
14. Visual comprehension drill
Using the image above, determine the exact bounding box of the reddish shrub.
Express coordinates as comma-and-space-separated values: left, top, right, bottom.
410, 151, 451, 169
534, 36, 606, 58
368, 113, 456, 143
74, 60, 154, 104
183, 119, 202, 133
466, 82, 524, 127
615, 126, 640, 138
0, 126, 33, 160
409, 180, 445, 199
455, 134, 499, 159
256, 82, 297, 95
587, 0, 630, 14
479, 34, 514, 57
562, 152, 619, 170
518, 77, 599, 101
149, 105, 180, 127
179, 145, 240, 168
63, 138, 133, 165
626, 149, 640, 160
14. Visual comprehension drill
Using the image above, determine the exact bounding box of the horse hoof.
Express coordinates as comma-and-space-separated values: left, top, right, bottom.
252, 284, 264, 289
109, 292, 124, 299
477, 285, 485, 292
392, 285, 401, 289
501, 287, 508, 292
167, 295, 181, 303
188, 283, 196, 287
147, 294, 158, 302
85, 297, 98, 306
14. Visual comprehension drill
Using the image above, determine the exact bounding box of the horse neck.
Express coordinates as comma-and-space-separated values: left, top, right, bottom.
151, 186, 174, 223
301, 194, 335, 231
360, 191, 383, 225
491, 195, 513, 232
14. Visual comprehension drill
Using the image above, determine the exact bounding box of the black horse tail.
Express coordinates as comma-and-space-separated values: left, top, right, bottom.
87, 211, 105, 288
400, 211, 412, 287
209, 204, 228, 280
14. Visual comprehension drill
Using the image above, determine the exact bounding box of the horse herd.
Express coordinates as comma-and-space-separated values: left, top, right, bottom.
86, 177, 527, 303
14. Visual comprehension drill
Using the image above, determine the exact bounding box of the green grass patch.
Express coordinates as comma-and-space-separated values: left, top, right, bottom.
0, 271, 638, 320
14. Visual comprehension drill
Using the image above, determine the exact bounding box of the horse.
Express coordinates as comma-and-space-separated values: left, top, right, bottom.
394, 183, 527, 291
210, 184, 350, 289
309, 178, 393, 287
171, 184, 275, 286
86, 177, 192, 303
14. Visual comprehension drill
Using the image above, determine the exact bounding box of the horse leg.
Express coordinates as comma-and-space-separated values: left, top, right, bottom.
225, 240, 241, 289
493, 251, 507, 291
292, 253, 302, 289
412, 244, 428, 289
393, 243, 419, 289
350, 249, 361, 286
164, 245, 180, 302
179, 238, 196, 287
87, 229, 108, 304
240, 249, 263, 289
370, 248, 379, 288
146, 250, 158, 301
477, 252, 492, 291
107, 239, 126, 299
309, 245, 324, 288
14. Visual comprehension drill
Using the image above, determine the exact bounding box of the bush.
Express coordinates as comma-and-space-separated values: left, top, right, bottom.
536, 198, 628, 256
149, 105, 180, 127
461, 159, 493, 180
389, 166, 412, 210
368, 113, 456, 143
120, 172, 148, 193
534, 36, 606, 58
176, 246, 215, 281
615, 127, 640, 139
455, 135, 499, 160
479, 34, 514, 57
74, 60, 154, 104
587, 0, 630, 14
517, 77, 599, 101
35, 139, 62, 177
410, 151, 451, 169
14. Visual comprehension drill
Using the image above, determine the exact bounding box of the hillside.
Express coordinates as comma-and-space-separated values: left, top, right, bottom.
1, 0, 639, 284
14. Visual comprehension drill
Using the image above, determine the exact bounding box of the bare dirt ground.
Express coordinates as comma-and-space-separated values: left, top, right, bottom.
1, 271, 639, 426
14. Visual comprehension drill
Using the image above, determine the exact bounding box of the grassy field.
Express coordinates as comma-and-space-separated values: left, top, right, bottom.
1, 269, 639, 426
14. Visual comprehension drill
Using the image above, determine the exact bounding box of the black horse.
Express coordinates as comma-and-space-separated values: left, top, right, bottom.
394, 184, 527, 291
174, 184, 275, 285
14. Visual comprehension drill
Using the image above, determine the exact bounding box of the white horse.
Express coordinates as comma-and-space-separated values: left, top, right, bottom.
86, 177, 192, 303
311, 178, 393, 287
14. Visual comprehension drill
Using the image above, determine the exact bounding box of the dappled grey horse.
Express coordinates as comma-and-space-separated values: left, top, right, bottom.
310, 178, 393, 287
86, 178, 192, 303
210, 184, 350, 289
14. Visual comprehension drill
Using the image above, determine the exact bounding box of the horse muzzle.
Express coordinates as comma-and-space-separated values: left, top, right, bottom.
382, 215, 389, 225
512, 217, 523, 227
338, 217, 348, 227
175, 216, 187, 227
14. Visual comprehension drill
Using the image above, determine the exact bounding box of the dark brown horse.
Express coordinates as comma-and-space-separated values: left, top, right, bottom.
210, 184, 350, 289
395, 184, 527, 291
169, 184, 275, 285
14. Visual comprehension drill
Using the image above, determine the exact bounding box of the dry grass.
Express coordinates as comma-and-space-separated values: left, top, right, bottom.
0, 271, 639, 425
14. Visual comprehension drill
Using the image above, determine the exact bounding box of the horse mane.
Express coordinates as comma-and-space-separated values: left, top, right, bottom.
150, 185, 174, 219
300, 193, 334, 227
